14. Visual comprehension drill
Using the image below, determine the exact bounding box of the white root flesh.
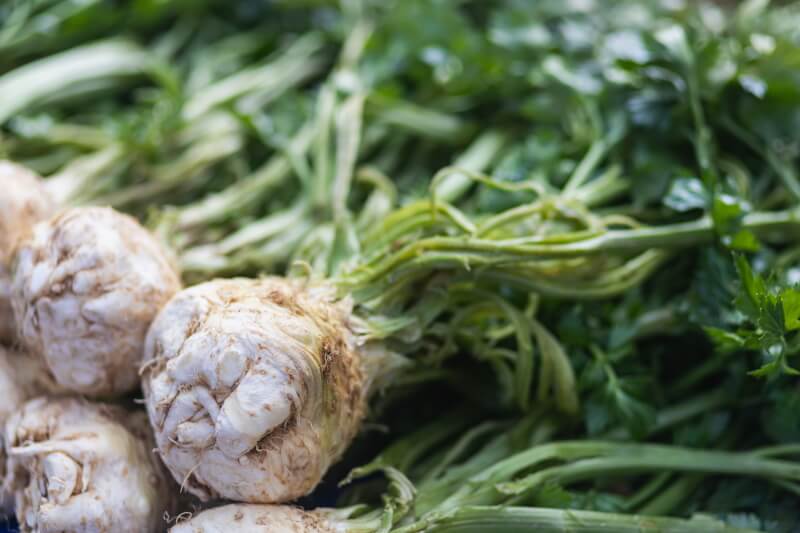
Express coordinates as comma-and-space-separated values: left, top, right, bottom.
170, 504, 345, 533
11, 206, 181, 397
0, 161, 55, 343
142, 278, 371, 503
0, 347, 64, 513
4, 397, 178, 533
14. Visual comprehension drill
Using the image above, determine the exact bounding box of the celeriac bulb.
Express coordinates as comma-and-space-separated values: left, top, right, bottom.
142, 277, 368, 503
4, 397, 177, 533
0, 161, 54, 343
11, 206, 181, 396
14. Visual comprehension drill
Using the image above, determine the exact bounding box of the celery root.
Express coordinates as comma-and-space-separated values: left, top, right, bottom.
0, 162, 55, 343
4, 397, 177, 533
170, 504, 344, 533
11, 207, 181, 396
141, 278, 387, 503
0, 347, 64, 512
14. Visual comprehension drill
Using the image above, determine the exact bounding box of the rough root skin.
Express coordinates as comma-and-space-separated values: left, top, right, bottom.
0, 161, 55, 343
4, 397, 177, 533
142, 278, 367, 503
11, 207, 181, 397
169, 504, 343, 533
0, 347, 64, 512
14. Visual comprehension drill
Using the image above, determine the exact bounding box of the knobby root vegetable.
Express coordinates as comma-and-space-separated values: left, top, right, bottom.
0, 347, 62, 433
11, 206, 181, 396
141, 278, 394, 503
0, 347, 64, 512
0, 161, 55, 343
4, 397, 178, 533
170, 504, 344, 533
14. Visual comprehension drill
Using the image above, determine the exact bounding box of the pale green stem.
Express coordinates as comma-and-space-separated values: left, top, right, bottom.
345, 207, 800, 289
96, 127, 243, 207
45, 144, 126, 205
433, 131, 507, 203
181, 33, 324, 120
396, 506, 757, 533
0, 39, 152, 124
174, 123, 316, 230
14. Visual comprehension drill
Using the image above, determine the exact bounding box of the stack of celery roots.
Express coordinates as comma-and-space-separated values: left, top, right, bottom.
3, 1, 800, 532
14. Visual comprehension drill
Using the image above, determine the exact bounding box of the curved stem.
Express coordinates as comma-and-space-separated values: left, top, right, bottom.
344, 207, 800, 289
637, 475, 703, 516
395, 506, 757, 533
498, 443, 800, 501
432, 130, 507, 203
45, 144, 127, 205
174, 123, 316, 230
0, 39, 153, 124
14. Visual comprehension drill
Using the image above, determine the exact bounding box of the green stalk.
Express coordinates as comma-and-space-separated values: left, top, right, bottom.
310, 19, 371, 215
623, 472, 673, 512
95, 116, 243, 207
354, 166, 398, 231
0, 0, 210, 62
361, 202, 476, 251
313, 83, 336, 211
671, 353, 730, 396
395, 506, 757, 533
603, 389, 730, 440
10, 122, 111, 150
332, 92, 366, 225
432, 440, 800, 510
102, 35, 325, 219
180, 201, 310, 272
344, 207, 800, 289
498, 442, 800, 498
562, 107, 625, 195
367, 96, 472, 143
637, 475, 703, 515
416, 421, 508, 486
476, 250, 670, 301
45, 144, 127, 205
572, 164, 630, 207
562, 138, 609, 195
0, 0, 105, 59
346, 414, 472, 481
177, 120, 504, 277
172, 123, 316, 230
680, 32, 716, 182
752, 444, 800, 458
432, 130, 507, 203
413, 417, 559, 516
720, 117, 800, 202
181, 33, 325, 121
176, 119, 388, 275
0, 39, 152, 124
181, 219, 315, 277
355, 393, 735, 528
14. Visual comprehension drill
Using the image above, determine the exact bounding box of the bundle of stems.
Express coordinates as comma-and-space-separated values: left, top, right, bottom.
314, 389, 797, 532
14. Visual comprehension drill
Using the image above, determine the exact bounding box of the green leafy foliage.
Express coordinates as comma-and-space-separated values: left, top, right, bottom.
706, 255, 800, 377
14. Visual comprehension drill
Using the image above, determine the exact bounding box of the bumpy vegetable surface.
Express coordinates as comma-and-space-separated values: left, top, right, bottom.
11, 207, 181, 396
0, 348, 61, 434
0, 347, 63, 512
0, 161, 54, 343
3, 397, 177, 533
142, 277, 377, 503
170, 504, 344, 533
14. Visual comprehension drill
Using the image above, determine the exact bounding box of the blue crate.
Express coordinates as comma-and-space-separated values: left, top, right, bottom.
0, 516, 16, 533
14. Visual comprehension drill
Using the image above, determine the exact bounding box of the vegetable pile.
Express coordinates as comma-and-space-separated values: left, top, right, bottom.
1, 0, 800, 532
